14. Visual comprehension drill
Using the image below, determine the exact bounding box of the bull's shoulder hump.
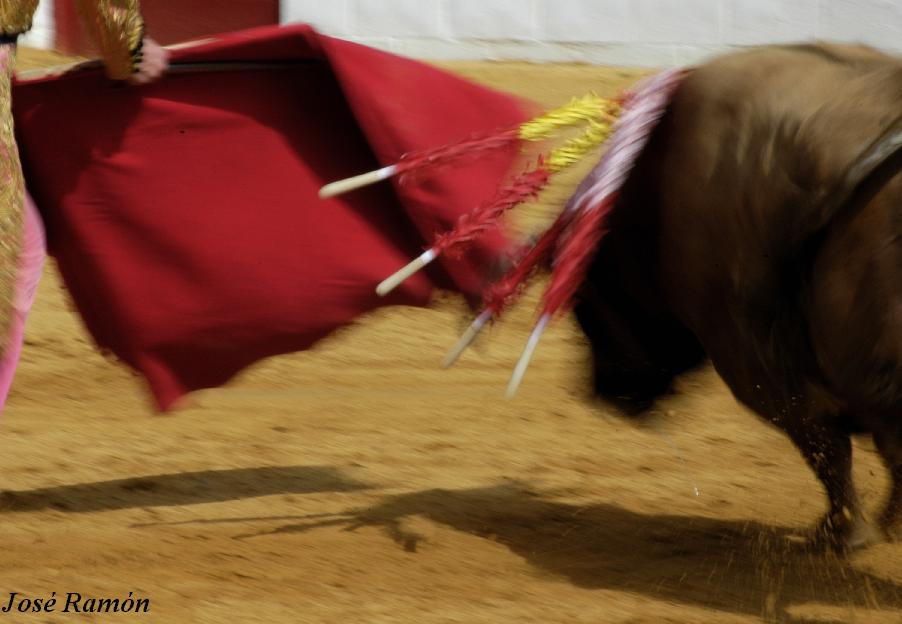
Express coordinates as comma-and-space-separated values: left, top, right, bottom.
678, 44, 901, 120
697, 42, 899, 70
780, 42, 899, 65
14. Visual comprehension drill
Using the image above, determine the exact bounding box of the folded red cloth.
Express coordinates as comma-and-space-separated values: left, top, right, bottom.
13, 23, 530, 409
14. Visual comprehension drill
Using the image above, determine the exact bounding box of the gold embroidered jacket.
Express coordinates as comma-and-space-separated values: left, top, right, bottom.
0, 1, 143, 351
1, 0, 144, 79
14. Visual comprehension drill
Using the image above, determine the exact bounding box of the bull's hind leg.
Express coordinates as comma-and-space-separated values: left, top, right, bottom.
784, 420, 880, 551
873, 423, 902, 541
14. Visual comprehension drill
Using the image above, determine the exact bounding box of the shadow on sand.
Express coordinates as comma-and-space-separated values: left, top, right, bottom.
12, 467, 899, 621
0, 465, 371, 512
234, 483, 902, 622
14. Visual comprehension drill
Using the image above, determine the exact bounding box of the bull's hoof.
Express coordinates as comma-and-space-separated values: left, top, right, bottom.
812, 511, 884, 553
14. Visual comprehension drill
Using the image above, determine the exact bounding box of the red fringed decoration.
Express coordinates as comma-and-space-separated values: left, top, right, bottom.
484, 212, 568, 315
396, 128, 520, 184
539, 192, 618, 315
431, 163, 552, 258
498, 68, 689, 396
370, 94, 621, 300
540, 68, 688, 319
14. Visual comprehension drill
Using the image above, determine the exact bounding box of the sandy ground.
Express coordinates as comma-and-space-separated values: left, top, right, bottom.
1, 48, 899, 624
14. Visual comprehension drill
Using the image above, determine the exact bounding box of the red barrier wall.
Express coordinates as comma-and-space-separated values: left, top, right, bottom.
54, 1, 279, 54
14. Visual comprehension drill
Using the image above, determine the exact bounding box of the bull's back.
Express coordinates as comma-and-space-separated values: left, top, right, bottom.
649, 44, 902, 418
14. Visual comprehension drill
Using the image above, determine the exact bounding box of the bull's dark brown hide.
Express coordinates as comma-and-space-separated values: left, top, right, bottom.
574, 42, 901, 550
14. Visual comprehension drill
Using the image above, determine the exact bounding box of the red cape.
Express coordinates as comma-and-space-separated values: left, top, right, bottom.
12, 24, 531, 410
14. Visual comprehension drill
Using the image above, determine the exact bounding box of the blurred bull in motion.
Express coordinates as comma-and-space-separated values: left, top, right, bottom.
574, 43, 901, 551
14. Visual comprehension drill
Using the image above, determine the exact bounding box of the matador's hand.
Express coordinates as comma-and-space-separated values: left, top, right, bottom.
130, 37, 169, 85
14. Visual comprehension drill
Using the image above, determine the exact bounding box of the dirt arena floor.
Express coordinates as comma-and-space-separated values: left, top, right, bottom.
2, 48, 900, 624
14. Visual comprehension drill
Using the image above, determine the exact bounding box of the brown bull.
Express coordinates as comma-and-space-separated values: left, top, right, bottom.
573, 43, 902, 551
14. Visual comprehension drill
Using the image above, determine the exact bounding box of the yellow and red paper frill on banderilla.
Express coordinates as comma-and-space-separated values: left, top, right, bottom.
319, 68, 688, 396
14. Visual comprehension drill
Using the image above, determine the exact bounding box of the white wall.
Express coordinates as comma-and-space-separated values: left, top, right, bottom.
22, 1, 901, 66
281, 0, 902, 67
18, 0, 54, 49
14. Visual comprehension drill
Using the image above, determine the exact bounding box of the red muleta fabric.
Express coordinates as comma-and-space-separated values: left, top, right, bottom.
11, 24, 532, 410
